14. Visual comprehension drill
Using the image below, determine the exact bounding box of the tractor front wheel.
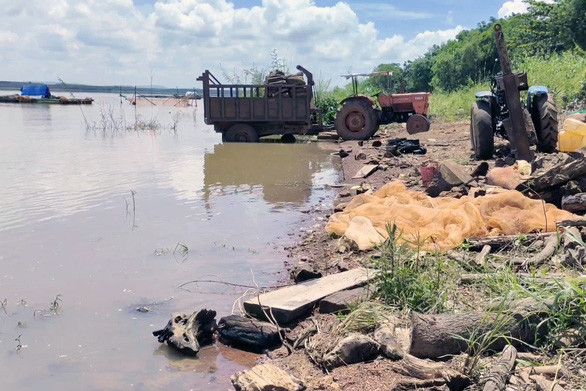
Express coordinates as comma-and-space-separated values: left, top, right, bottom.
470, 100, 494, 160
532, 93, 558, 153
406, 114, 430, 134
334, 100, 378, 140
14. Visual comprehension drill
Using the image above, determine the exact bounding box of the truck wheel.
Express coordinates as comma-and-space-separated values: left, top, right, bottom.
406, 114, 430, 134
223, 124, 259, 143
334, 100, 378, 140
531, 93, 558, 153
470, 100, 494, 160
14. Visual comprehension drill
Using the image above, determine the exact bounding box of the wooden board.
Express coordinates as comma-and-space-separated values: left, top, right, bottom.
352, 164, 378, 179
243, 268, 377, 323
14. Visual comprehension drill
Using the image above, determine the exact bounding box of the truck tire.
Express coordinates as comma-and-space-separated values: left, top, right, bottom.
531, 93, 558, 153
223, 123, 259, 143
470, 100, 494, 160
334, 100, 378, 140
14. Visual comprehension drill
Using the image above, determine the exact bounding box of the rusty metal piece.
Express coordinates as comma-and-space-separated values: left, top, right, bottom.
493, 23, 532, 161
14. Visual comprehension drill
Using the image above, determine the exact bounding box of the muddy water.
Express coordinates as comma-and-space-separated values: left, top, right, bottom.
0, 93, 339, 390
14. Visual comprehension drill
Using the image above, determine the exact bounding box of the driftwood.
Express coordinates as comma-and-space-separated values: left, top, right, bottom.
556, 218, 586, 228
476, 245, 492, 266
518, 365, 564, 384
530, 375, 565, 391
482, 345, 517, 391
394, 354, 470, 390
217, 315, 282, 351
409, 299, 547, 359
467, 233, 553, 252
522, 234, 558, 267
152, 309, 216, 355
231, 363, 305, 391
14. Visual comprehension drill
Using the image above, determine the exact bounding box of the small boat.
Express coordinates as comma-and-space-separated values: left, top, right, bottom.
0, 85, 93, 105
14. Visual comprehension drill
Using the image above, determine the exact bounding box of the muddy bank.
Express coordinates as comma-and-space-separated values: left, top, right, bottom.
258, 122, 586, 391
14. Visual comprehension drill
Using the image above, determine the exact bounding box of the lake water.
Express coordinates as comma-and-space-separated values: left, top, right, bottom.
0, 93, 340, 390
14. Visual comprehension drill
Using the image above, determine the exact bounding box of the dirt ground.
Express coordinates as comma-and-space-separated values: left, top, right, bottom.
257, 120, 585, 391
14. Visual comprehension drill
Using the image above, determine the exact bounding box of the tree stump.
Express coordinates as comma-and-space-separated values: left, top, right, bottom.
152, 309, 216, 355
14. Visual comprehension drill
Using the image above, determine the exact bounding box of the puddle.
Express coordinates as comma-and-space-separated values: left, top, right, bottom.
0, 93, 339, 389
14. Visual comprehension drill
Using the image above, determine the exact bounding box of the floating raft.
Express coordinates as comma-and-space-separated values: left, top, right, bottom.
0, 94, 93, 104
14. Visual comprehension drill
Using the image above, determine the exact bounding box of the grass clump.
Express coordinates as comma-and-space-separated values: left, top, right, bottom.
370, 225, 459, 314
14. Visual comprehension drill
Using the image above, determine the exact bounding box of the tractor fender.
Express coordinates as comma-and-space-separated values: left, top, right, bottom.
339, 95, 376, 108
475, 91, 494, 99
527, 85, 549, 113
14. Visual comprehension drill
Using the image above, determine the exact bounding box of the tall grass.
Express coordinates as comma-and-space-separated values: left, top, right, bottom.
428, 51, 585, 122
518, 51, 586, 108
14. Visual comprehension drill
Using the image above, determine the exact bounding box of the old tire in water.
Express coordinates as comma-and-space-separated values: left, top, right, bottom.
531, 93, 558, 153
223, 123, 259, 143
406, 114, 430, 134
334, 100, 378, 140
470, 100, 494, 160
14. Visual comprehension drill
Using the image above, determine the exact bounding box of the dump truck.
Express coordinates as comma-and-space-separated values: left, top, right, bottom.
197, 65, 322, 142
334, 72, 431, 140
470, 24, 558, 161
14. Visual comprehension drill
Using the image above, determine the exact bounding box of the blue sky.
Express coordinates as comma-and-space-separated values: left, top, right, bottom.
0, 0, 533, 87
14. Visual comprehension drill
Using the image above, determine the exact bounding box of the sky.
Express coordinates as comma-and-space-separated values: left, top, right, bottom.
0, 0, 535, 88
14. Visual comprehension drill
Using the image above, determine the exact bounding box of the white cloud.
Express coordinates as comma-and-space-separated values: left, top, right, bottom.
498, 0, 529, 18
0, 0, 462, 87
498, 0, 555, 18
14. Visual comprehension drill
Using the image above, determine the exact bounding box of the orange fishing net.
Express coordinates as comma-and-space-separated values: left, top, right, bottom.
325, 181, 576, 252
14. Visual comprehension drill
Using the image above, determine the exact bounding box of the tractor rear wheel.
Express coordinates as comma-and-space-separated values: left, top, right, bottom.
470, 100, 494, 160
223, 123, 259, 143
334, 100, 378, 140
531, 93, 558, 153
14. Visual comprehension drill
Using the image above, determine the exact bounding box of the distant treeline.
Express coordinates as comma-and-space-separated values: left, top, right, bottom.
0, 80, 202, 96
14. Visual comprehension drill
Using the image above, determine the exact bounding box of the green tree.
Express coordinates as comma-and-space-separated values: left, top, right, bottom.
364, 63, 404, 94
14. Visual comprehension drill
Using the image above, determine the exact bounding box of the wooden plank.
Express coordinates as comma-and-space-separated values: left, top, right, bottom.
352, 164, 378, 179
243, 268, 377, 323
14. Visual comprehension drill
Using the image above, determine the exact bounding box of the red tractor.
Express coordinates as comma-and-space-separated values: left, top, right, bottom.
335, 72, 431, 140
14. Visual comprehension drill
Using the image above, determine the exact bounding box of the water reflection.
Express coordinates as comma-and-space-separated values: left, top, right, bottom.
203, 143, 333, 206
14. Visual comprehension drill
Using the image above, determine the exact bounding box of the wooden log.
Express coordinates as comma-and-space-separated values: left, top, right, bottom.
393, 354, 470, 390
482, 345, 517, 391
520, 157, 586, 192
467, 233, 554, 252
556, 218, 586, 228
409, 300, 547, 359
561, 193, 586, 213
217, 315, 282, 350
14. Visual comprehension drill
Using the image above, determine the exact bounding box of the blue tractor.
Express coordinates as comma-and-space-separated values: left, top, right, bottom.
470, 24, 558, 161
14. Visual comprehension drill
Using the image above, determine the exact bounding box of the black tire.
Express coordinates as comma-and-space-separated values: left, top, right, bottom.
406, 114, 430, 134
223, 123, 259, 143
334, 100, 378, 140
531, 93, 558, 153
470, 100, 494, 160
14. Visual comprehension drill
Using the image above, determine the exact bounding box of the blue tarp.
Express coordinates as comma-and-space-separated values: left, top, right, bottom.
21, 85, 51, 98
